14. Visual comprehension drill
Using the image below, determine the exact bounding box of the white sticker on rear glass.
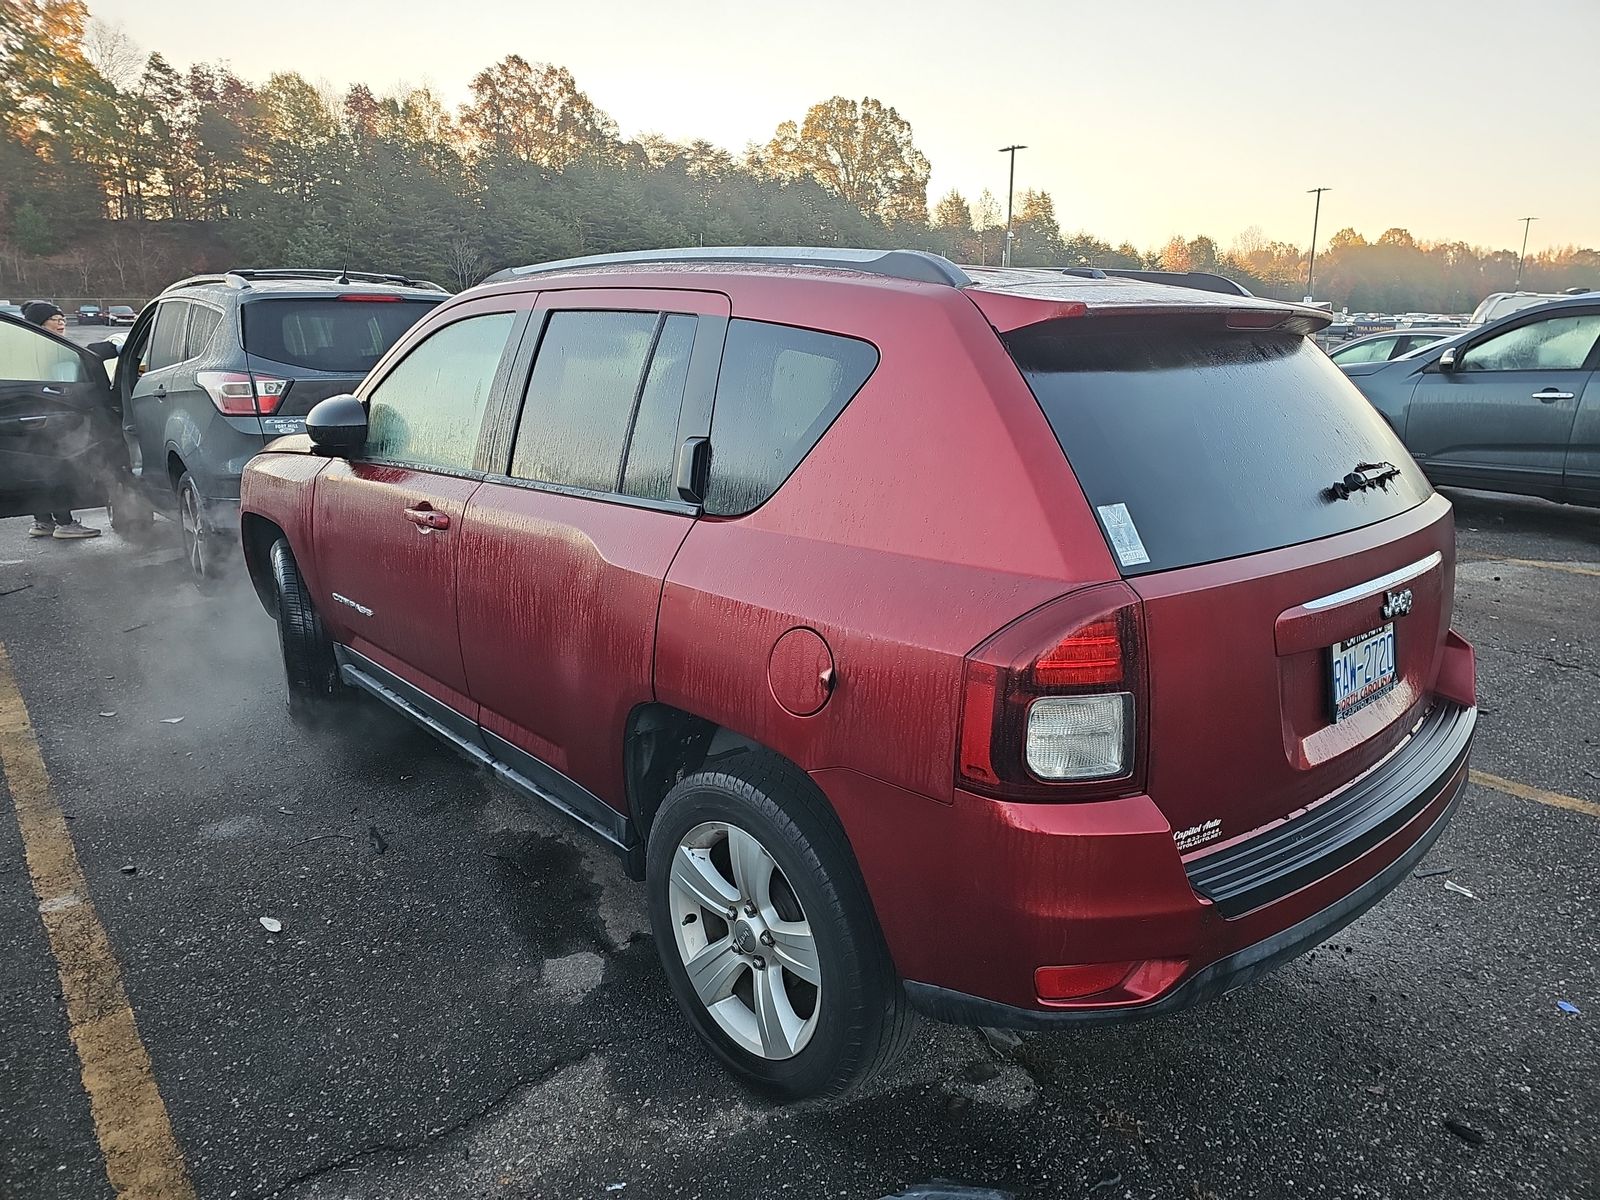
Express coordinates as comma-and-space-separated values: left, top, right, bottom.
1096, 503, 1151, 567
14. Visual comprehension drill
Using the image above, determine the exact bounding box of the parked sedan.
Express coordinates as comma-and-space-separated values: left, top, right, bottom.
76, 305, 106, 325
1341, 296, 1600, 507
1328, 328, 1457, 365
107, 304, 138, 325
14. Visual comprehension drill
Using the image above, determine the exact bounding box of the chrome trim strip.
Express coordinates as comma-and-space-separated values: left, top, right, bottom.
1302, 551, 1442, 611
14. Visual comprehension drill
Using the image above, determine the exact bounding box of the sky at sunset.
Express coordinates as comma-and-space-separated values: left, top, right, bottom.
84, 0, 1600, 254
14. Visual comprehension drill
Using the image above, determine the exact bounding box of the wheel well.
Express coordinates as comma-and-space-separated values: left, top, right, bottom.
166, 451, 186, 491
239, 513, 286, 618
622, 704, 778, 873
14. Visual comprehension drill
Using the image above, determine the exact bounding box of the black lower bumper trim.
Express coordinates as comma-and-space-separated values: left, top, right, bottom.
904, 757, 1467, 1031
1187, 702, 1476, 918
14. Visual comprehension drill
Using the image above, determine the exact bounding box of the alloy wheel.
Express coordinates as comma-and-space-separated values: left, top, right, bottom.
666, 820, 821, 1060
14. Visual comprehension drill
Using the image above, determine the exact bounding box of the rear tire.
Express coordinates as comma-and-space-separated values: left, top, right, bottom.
269, 539, 344, 726
645, 750, 912, 1101
177, 470, 232, 587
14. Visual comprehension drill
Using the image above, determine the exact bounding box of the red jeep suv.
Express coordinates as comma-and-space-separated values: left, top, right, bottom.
239, 248, 1477, 1100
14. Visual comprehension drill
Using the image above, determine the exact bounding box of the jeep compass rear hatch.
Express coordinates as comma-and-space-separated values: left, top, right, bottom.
1004, 314, 1453, 851
240, 296, 439, 430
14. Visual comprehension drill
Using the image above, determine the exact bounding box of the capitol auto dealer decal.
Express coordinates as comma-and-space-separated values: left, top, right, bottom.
1174, 818, 1222, 852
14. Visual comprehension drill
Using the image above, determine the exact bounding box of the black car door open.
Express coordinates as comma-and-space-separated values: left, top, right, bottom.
0, 314, 122, 519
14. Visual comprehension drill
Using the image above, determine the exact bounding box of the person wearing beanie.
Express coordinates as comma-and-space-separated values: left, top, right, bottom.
21, 301, 68, 336
22, 301, 101, 540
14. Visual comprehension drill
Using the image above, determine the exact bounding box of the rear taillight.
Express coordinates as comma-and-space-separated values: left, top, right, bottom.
196, 370, 288, 415
957, 583, 1147, 800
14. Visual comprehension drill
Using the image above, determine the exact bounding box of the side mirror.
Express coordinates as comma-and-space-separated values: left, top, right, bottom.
306, 393, 367, 457
1437, 347, 1459, 373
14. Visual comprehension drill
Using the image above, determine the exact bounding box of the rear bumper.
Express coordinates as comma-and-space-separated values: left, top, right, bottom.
818, 695, 1475, 1027
904, 740, 1466, 1028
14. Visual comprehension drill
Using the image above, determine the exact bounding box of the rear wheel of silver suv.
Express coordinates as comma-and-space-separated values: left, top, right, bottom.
177, 471, 231, 586
645, 751, 912, 1100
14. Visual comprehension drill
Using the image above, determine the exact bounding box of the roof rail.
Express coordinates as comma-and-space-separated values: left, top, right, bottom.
485, 247, 973, 288
220, 268, 448, 291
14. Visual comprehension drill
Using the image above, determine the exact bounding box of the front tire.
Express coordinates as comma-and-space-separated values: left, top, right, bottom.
269, 539, 343, 726
645, 751, 912, 1101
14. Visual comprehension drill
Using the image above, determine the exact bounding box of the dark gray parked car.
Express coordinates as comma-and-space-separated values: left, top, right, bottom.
1341, 296, 1600, 508
116, 269, 445, 578
1326, 327, 1457, 365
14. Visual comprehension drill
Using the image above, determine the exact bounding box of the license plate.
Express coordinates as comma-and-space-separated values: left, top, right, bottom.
1329, 624, 1397, 721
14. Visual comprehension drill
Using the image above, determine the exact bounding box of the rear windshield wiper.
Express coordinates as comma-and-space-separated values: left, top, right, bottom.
1325, 461, 1400, 501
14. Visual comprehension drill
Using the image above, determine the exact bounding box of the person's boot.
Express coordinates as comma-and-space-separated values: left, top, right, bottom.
51, 520, 101, 540
27, 519, 55, 538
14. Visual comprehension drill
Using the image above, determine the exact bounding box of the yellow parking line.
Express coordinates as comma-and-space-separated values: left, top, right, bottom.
1470, 769, 1600, 818
0, 644, 195, 1199
1472, 556, 1600, 579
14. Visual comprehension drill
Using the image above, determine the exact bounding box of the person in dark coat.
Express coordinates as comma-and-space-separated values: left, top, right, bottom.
21, 302, 101, 540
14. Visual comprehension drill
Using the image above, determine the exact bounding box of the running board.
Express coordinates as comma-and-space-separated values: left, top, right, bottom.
333, 647, 637, 852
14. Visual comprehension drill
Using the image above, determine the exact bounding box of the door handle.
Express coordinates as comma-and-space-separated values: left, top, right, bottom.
404, 505, 450, 530
153, 384, 167, 400
1533, 389, 1574, 402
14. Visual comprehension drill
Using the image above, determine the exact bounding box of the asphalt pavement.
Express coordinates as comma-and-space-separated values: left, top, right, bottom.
0, 490, 1595, 1200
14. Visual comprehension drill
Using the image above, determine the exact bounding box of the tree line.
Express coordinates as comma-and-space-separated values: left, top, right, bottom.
3, 0, 1595, 310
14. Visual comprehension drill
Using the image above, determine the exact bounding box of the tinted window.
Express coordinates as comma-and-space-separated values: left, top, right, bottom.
1007, 321, 1432, 575
705, 320, 878, 515
621, 314, 696, 501
242, 299, 438, 373
364, 312, 515, 471
147, 301, 189, 371
511, 311, 658, 492
1459, 313, 1600, 372
1328, 336, 1397, 364
184, 306, 222, 359
0, 319, 86, 383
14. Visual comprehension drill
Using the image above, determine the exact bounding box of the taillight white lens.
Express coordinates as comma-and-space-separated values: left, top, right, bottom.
1025, 693, 1133, 781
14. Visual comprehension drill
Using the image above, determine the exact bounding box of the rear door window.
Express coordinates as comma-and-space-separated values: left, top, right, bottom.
511, 310, 657, 493
621, 314, 697, 502
1006, 320, 1434, 574
242, 298, 438, 374
705, 319, 878, 516
147, 301, 190, 371
364, 312, 516, 472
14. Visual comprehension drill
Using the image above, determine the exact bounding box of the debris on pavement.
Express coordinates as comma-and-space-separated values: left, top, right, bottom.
881, 1185, 1013, 1200
119, 864, 137, 876
160, 716, 184, 724
961, 1058, 1003, 1084
259, 916, 283, 933
605, 1185, 626, 1194
1366, 1085, 1387, 1096
367, 824, 388, 856
1414, 866, 1451, 879
98, 710, 116, 718
978, 1026, 1022, 1054
1556, 1000, 1581, 1015
1443, 880, 1477, 899
1443, 1117, 1486, 1145
1088, 1172, 1123, 1194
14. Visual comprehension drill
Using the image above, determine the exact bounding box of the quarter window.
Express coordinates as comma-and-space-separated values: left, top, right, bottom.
705, 319, 879, 516
1459, 313, 1600, 372
364, 312, 516, 471
184, 306, 222, 360
621, 314, 697, 501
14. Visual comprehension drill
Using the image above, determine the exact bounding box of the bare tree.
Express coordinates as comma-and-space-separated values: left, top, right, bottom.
85, 20, 142, 90
443, 235, 484, 291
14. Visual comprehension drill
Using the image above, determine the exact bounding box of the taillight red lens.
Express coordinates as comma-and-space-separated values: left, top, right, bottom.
1033, 616, 1124, 688
196, 370, 288, 415
957, 583, 1147, 801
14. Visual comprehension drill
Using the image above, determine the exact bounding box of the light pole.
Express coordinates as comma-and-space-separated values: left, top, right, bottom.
1305, 186, 1330, 302
999, 144, 1026, 267
1515, 216, 1537, 291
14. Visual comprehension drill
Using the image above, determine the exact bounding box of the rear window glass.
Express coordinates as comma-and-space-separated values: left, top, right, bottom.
706, 320, 878, 516
1006, 322, 1433, 574
242, 299, 437, 373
